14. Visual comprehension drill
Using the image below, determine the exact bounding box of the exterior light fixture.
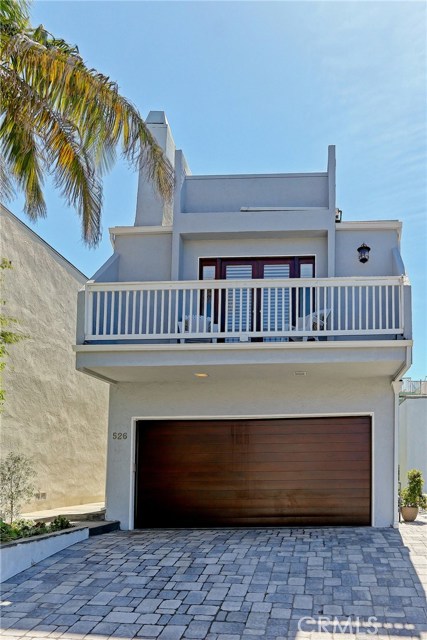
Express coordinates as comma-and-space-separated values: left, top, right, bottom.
357, 243, 371, 264
194, 373, 209, 378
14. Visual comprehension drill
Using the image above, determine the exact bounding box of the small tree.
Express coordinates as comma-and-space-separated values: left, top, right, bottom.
0, 453, 35, 523
401, 469, 427, 509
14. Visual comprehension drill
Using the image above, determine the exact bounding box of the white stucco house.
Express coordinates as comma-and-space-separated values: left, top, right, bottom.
75, 111, 412, 530
1, 205, 109, 512
399, 379, 427, 492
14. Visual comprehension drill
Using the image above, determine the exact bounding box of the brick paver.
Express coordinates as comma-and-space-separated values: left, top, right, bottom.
1, 520, 426, 639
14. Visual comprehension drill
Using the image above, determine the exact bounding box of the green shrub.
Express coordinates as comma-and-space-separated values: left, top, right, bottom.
0, 519, 19, 543
401, 469, 427, 508
12, 519, 49, 537
0, 516, 73, 543
49, 516, 72, 532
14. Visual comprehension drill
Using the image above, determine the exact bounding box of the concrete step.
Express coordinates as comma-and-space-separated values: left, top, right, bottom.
32, 509, 105, 523
86, 520, 120, 536
22, 502, 106, 523
65, 509, 106, 522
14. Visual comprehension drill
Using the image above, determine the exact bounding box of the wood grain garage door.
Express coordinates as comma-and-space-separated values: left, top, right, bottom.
134, 417, 371, 527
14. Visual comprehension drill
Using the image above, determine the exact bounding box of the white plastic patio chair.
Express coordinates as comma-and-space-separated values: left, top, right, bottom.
291, 308, 330, 342
178, 315, 218, 343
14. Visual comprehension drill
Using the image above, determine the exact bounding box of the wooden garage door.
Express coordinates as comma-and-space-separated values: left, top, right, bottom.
134, 417, 371, 527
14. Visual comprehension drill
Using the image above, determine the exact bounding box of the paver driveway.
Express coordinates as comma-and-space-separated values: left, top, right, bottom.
1, 523, 426, 640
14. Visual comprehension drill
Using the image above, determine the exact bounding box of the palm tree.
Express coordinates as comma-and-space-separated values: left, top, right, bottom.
0, 0, 173, 246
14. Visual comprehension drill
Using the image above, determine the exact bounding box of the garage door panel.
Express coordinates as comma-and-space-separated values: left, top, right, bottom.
141, 421, 370, 438
139, 497, 370, 513
140, 461, 370, 474
140, 478, 371, 491
140, 468, 371, 480
139, 497, 370, 515
135, 417, 371, 527
143, 451, 370, 464
139, 486, 371, 499
141, 438, 369, 458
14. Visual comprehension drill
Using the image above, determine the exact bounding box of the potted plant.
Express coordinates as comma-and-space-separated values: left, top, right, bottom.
400, 469, 427, 522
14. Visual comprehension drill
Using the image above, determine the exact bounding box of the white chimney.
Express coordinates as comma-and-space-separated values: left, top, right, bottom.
135, 111, 176, 226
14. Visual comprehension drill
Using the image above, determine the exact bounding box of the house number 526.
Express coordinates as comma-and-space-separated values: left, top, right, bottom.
112, 432, 127, 440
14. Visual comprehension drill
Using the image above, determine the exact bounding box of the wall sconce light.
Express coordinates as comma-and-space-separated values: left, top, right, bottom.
357, 243, 371, 264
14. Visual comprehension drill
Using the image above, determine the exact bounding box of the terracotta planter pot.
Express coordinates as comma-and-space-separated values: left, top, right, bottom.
401, 506, 418, 522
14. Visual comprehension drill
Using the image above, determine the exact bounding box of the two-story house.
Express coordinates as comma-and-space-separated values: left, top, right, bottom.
74, 111, 412, 530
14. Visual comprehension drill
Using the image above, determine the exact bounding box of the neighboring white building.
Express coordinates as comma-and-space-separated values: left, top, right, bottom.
1, 206, 109, 512
399, 379, 427, 492
75, 111, 412, 529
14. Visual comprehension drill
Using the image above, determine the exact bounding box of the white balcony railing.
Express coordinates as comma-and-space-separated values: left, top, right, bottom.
83, 276, 406, 342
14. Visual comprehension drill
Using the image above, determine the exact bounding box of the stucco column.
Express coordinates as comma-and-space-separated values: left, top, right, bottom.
392, 379, 402, 528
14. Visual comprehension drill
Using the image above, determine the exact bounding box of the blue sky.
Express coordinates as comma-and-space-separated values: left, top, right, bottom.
9, 1, 426, 378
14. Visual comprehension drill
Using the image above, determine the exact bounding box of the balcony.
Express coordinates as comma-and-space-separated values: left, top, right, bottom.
81, 276, 407, 344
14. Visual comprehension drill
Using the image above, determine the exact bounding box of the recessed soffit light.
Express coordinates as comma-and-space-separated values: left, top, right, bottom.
294, 371, 307, 376
194, 372, 209, 378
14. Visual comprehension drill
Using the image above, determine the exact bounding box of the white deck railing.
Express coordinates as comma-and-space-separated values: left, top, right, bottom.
83, 276, 405, 342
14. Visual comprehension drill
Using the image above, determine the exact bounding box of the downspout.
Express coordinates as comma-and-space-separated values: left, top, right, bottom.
391, 346, 412, 527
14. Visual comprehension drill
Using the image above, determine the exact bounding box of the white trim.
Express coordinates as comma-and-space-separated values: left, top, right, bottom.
186, 172, 328, 180
336, 220, 402, 235
240, 207, 328, 212
130, 412, 375, 528
109, 226, 173, 246
129, 420, 137, 530
73, 340, 411, 353
391, 381, 402, 528
110, 225, 173, 235
132, 411, 374, 420
84, 275, 404, 288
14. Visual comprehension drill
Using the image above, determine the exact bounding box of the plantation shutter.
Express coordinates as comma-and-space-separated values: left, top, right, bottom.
225, 264, 253, 341
262, 263, 291, 342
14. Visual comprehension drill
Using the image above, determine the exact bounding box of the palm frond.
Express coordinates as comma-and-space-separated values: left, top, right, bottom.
0, 0, 30, 33
3, 33, 175, 200
0, 152, 15, 201
1, 67, 102, 244
0, 105, 46, 220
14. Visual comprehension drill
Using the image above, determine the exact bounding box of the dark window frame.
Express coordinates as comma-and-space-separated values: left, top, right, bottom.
199, 257, 316, 331
199, 256, 315, 280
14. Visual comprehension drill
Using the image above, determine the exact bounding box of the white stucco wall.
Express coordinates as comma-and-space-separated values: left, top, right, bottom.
105, 374, 395, 529
0, 208, 109, 511
182, 173, 329, 213
335, 229, 399, 277
0, 527, 89, 582
399, 397, 427, 491
114, 233, 172, 282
